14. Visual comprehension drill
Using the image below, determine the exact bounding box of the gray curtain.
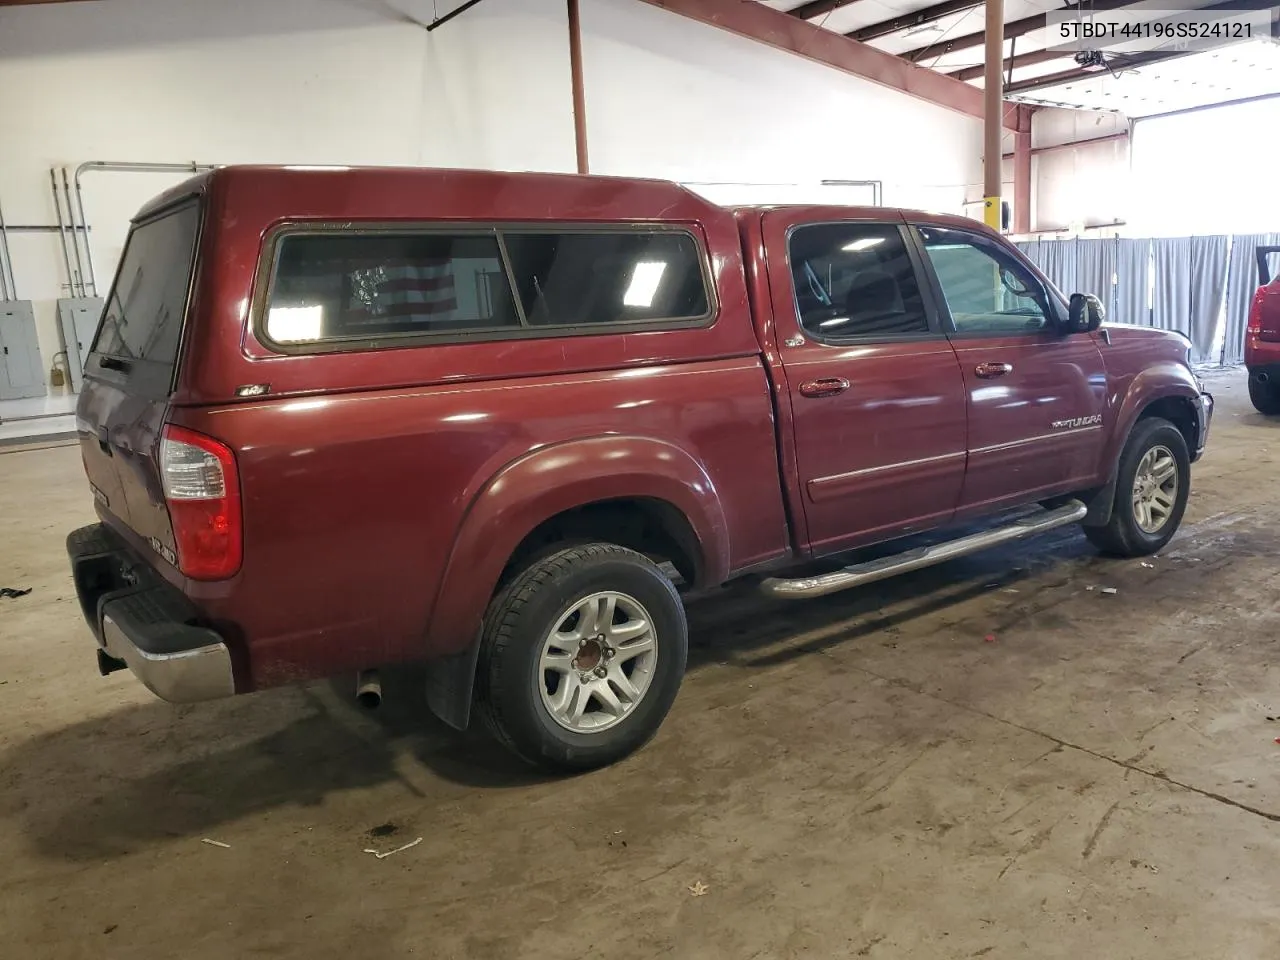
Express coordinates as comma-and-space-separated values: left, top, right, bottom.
1152, 236, 1228, 362
1075, 238, 1117, 318
1015, 240, 1045, 274
1223, 233, 1280, 363
1114, 238, 1151, 327
1037, 239, 1078, 296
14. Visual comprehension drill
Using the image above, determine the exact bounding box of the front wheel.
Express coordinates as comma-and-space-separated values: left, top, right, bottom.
475, 543, 688, 773
1249, 375, 1280, 415
1084, 417, 1190, 558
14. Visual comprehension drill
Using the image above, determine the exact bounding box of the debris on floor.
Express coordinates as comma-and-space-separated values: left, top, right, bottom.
984, 634, 997, 643
200, 838, 231, 849
1100, 587, 1118, 595
1141, 562, 1155, 568
364, 836, 423, 860
687, 880, 709, 897
0, 587, 32, 599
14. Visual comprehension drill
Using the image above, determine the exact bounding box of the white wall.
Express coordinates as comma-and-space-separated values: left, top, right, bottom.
1030, 108, 1131, 234
0, 0, 984, 389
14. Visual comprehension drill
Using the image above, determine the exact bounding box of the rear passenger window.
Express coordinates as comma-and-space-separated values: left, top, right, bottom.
789, 224, 929, 340
503, 231, 709, 325
266, 233, 521, 343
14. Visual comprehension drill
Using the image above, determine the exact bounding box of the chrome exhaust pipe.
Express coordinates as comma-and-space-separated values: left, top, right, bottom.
355, 669, 382, 709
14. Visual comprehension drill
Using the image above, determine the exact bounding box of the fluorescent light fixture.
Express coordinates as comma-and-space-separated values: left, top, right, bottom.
842, 238, 884, 252
268, 305, 323, 342
623, 261, 667, 308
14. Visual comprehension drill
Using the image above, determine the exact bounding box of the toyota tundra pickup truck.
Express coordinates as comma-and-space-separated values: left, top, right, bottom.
67, 166, 1213, 771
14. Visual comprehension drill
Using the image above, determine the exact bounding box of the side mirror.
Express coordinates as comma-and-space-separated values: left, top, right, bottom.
1068, 293, 1105, 333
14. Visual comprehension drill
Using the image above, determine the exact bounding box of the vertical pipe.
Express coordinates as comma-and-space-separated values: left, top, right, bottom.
567, 0, 589, 175
0, 196, 13, 300
50, 170, 76, 299
62, 168, 87, 298
72, 172, 97, 296
983, 0, 1005, 230
1013, 128, 1031, 234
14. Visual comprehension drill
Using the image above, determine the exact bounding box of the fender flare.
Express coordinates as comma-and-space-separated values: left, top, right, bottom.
422, 435, 729, 729
1085, 365, 1202, 526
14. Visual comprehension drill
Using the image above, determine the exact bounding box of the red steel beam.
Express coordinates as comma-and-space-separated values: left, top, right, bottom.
948, 47, 1067, 82
788, 0, 863, 18
638, 0, 1022, 130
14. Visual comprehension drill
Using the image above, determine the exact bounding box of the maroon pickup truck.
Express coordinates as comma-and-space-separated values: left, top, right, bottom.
67, 166, 1212, 771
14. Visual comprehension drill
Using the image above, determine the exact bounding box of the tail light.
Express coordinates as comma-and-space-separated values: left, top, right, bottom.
1248, 285, 1280, 343
160, 425, 242, 580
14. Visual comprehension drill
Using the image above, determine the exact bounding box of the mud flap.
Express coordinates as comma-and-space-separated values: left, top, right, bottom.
1081, 469, 1119, 527
423, 631, 483, 731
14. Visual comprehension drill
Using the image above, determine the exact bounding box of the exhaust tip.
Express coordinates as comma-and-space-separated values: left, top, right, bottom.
355, 669, 382, 710
1257, 371, 1270, 383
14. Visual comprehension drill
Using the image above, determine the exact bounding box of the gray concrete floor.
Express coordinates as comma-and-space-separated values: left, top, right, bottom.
2, 369, 1278, 959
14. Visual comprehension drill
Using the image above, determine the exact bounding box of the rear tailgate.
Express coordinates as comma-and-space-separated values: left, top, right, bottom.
75, 198, 202, 568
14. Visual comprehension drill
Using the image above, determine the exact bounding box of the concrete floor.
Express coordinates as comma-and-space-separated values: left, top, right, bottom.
2, 369, 1278, 959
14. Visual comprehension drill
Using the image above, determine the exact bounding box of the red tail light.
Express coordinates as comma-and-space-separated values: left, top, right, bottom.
1249, 284, 1280, 343
159, 424, 242, 580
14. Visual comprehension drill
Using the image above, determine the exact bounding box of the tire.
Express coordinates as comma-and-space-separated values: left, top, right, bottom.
1249, 376, 1280, 416
1084, 417, 1190, 558
475, 543, 687, 773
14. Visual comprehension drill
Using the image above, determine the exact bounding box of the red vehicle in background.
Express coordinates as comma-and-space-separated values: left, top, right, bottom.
1246, 245, 1280, 415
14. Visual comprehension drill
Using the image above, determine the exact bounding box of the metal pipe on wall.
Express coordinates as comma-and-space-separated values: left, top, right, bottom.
71, 160, 213, 300
982, 0, 1004, 230
0, 196, 15, 300
50, 170, 79, 298
61, 168, 89, 299
567, 0, 589, 174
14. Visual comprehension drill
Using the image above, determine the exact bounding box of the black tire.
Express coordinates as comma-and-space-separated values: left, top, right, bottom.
1084, 417, 1190, 558
475, 543, 687, 773
1249, 376, 1280, 416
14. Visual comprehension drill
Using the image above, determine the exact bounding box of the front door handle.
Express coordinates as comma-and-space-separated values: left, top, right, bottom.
974, 361, 1013, 379
799, 377, 851, 398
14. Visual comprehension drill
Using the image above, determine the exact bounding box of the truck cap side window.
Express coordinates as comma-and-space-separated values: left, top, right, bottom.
787, 224, 929, 341
264, 227, 711, 348
919, 227, 1051, 335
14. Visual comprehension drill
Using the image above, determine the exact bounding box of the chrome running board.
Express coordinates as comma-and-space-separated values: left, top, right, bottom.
760, 499, 1088, 600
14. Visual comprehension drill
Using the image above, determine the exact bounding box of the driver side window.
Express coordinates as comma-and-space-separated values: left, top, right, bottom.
919, 226, 1051, 335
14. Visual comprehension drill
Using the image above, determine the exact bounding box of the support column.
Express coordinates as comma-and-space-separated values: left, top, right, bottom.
568, 0, 590, 175
983, 0, 1004, 230
1013, 125, 1031, 234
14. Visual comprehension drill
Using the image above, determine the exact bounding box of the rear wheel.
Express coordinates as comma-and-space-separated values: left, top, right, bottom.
1249, 376, 1280, 415
476, 543, 687, 773
1084, 417, 1190, 558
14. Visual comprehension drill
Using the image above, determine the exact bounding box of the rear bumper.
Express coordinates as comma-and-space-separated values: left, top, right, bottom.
1247, 361, 1280, 385
66, 523, 235, 703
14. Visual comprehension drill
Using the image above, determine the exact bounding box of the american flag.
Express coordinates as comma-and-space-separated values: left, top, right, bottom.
373, 255, 458, 322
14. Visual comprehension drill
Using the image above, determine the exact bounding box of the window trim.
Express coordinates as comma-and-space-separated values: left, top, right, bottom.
783, 220, 947, 347
252, 220, 719, 356
908, 223, 1064, 340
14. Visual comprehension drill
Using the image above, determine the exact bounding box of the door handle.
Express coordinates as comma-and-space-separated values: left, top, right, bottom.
974, 362, 1013, 379
97, 426, 113, 457
799, 377, 851, 398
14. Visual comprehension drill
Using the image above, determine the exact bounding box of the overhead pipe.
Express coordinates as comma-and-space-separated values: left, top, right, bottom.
0, 196, 14, 300
61, 168, 89, 299
50, 170, 79, 298
72, 161, 214, 297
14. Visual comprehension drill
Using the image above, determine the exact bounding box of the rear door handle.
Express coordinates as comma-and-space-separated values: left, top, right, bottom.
974, 362, 1013, 379
799, 377, 851, 398
97, 426, 112, 457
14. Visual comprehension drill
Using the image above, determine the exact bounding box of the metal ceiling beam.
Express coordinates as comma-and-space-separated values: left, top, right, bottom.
901, 0, 1146, 63
948, 47, 1068, 82
1004, 49, 1193, 95
787, 0, 863, 19
848, 0, 981, 43
638, 0, 1023, 130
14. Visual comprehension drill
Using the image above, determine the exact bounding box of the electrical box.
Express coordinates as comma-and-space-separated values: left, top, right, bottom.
0, 300, 44, 401
57, 297, 104, 393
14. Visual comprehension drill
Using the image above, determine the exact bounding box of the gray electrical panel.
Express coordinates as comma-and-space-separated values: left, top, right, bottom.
57, 297, 104, 393
0, 300, 44, 401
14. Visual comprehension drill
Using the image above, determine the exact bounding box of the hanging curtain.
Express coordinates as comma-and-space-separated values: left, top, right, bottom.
1223, 233, 1279, 363
1114, 238, 1151, 327
1075, 238, 1118, 318
1016, 240, 1045, 274
1036, 239, 1078, 295
1187, 235, 1229, 364
1152, 237, 1227, 362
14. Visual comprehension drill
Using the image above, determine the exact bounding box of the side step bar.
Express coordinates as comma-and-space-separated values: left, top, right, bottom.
760, 500, 1088, 600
